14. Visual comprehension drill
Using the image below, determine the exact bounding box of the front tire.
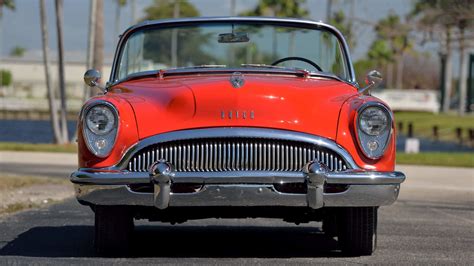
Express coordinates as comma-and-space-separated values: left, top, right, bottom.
94, 206, 134, 256
337, 207, 377, 256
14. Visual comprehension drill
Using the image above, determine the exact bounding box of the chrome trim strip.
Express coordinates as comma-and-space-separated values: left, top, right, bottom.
168, 185, 307, 207
73, 183, 400, 207
109, 17, 356, 85
99, 128, 358, 171
71, 168, 406, 186
326, 170, 406, 185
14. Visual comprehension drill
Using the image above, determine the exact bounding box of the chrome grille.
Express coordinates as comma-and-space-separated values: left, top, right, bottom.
127, 138, 348, 172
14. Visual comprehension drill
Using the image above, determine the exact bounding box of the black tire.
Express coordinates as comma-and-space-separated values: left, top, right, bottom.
322, 208, 338, 238
94, 205, 134, 256
337, 207, 377, 256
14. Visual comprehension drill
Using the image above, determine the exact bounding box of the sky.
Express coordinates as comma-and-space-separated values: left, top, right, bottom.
0, 0, 431, 63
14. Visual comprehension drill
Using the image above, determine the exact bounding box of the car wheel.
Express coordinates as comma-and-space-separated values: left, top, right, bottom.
94, 205, 134, 256
322, 208, 338, 238
337, 207, 377, 256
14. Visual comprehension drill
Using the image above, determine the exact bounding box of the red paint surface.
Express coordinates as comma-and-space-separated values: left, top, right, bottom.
78, 73, 396, 171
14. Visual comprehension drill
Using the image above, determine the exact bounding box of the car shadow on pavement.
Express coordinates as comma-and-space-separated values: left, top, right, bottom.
0, 225, 342, 258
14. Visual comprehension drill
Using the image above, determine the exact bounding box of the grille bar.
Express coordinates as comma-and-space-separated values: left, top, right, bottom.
127, 138, 348, 173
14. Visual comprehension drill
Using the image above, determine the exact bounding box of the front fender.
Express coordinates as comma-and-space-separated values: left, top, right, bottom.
335, 95, 396, 171
78, 95, 139, 168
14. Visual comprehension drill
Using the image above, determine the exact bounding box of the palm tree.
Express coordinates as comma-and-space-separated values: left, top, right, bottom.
411, 0, 474, 113
374, 14, 412, 90
240, 0, 309, 60
40, 0, 63, 144
115, 0, 127, 46
55, 0, 68, 142
171, 0, 179, 67
0, 0, 15, 88
93, 0, 104, 92
83, 0, 96, 101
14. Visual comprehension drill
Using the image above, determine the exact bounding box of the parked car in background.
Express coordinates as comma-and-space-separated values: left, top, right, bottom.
71, 17, 405, 256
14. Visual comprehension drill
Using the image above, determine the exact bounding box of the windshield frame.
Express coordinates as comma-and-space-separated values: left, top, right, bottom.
109, 17, 357, 86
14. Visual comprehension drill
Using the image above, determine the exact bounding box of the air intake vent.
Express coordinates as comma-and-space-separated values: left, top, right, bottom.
127, 138, 348, 173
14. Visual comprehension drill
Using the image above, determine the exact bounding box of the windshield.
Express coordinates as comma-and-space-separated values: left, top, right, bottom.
116, 21, 350, 81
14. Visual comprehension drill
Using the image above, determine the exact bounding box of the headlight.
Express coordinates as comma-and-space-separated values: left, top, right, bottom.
359, 107, 388, 136
356, 103, 392, 159
86, 105, 116, 135
82, 102, 118, 157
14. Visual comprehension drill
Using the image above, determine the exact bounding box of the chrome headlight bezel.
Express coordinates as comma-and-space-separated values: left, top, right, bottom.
356, 102, 393, 160
82, 101, 119, 158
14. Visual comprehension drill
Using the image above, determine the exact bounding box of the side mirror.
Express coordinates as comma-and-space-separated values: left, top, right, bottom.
359, 70, 383, 95
84, 69, 106, 92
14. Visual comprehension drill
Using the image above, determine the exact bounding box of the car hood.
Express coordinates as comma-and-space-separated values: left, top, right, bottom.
112, 74, 357, 140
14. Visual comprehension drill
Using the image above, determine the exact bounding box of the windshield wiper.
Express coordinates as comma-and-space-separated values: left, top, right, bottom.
165, 65, 227, 71
241, 64, 311, 77
241, 63, 286, 69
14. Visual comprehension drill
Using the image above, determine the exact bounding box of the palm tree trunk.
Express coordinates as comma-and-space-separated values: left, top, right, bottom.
386, 63, 394, 88
289, 31, 295, 58
396, 52, 404, 90
83, 0, 96, 101
114, 0, 120, 46
93, 0, 104, 91
55, 0, 69, 143
458, 26, 467, 115
40, 0, 63, 144
442, 27, 453, 113
230, 0, 236, 16
131, 0, 136, 24
171, 0, 179, 67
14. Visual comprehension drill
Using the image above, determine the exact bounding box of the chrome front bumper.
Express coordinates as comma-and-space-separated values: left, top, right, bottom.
71, 161, 405, 209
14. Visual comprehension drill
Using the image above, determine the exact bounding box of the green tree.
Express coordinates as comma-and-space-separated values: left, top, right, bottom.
0, 0, 15, 88
354, 39, 393, 87
240, 0, 308, 59
410, 0, 474, 113
9, 45, 25, 57
240, 0, 308, 17
372, 14, 412, 89
141, 0, 213, 67
329, 10, 355, 49
0, 69, 12, 86
142, 0, 198, 20
0, 0, 14, 17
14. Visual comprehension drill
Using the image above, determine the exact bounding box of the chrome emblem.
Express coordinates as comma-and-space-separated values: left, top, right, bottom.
221, 110, 254, 119
230, 72, 244, 88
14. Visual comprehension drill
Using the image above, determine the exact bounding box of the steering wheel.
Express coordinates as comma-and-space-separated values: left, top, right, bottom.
271, 56, 323, 72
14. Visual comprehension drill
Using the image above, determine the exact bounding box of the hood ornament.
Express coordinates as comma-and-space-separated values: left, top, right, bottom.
230, 72, 244, 88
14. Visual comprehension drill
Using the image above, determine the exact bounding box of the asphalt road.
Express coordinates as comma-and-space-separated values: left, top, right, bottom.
0, 153, 473, 264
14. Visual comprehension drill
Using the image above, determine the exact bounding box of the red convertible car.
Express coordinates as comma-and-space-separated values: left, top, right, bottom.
71, 17, 405, 256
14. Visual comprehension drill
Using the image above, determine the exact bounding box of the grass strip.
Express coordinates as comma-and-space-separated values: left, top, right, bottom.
0, 174, 68, 190
394, 112, 474, 142
397, 152, 474, 168
0, 142, 77, 153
